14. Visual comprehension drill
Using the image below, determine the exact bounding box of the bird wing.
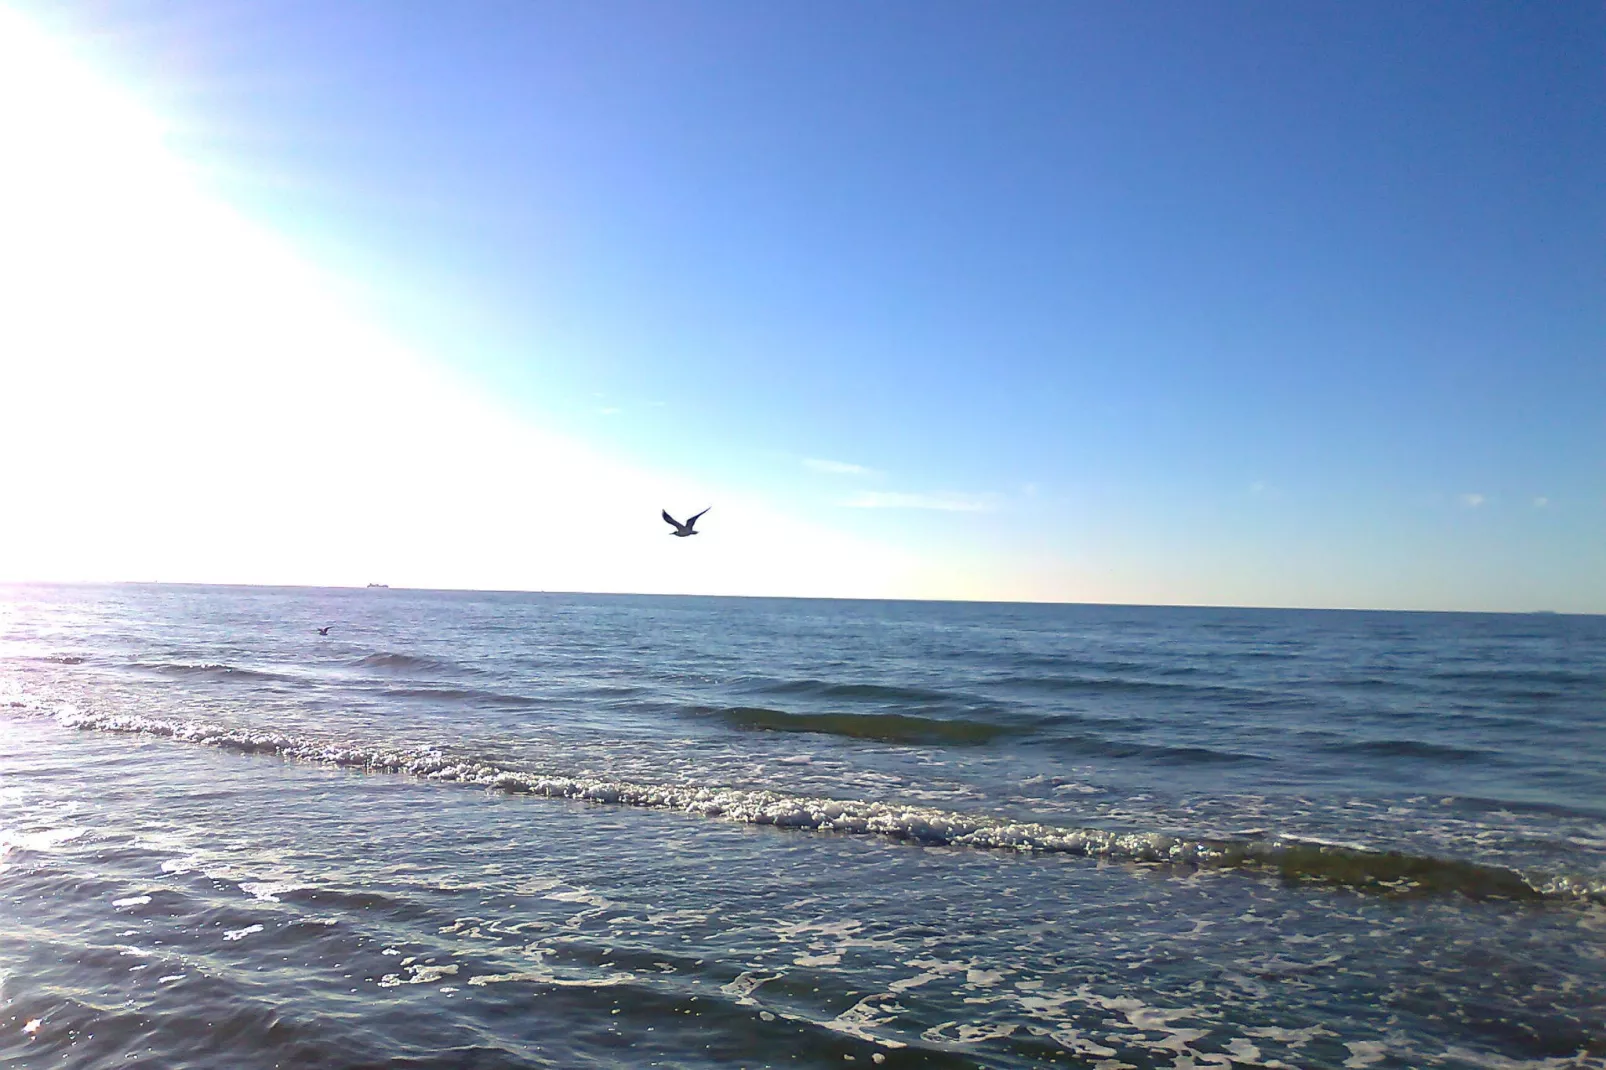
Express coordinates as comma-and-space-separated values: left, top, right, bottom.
662, 509, 682, 528
686, 507, 711, 529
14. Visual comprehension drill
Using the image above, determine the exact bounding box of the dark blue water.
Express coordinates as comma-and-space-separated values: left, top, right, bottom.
2, 584, 1603, 1068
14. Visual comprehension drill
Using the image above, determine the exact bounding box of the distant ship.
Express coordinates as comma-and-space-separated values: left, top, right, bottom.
366, 583, 389, 589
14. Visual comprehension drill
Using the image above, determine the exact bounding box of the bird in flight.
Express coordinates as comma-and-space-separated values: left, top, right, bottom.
662, 507, 710, 537
316, 626, 332, 636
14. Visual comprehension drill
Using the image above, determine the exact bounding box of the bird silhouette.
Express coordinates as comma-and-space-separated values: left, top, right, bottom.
662, 507, 710, 537
316, 626, 332, 636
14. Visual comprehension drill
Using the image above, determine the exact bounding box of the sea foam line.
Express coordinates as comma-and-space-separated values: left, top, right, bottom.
38, 706, 1606, 905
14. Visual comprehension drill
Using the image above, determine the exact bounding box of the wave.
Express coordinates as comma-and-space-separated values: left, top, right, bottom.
1042, 729, 1269, 764
382, 687, 545, 708
997, 673, 1205, 695
1137, 744, 1268, 764
126, 661, 292, 684
1330, 675, 1415, 691
760, 673, 1247, 703
703, 705, 1253, 761
351, 652, 475, 674
702, 706, 1018, 745
991, 674, 1305, 711
1033, 710, 1155, 732
37, 706, 1605, 906
1007, 654, 1157, 672
1327, 739, 1492, 761
747, 679, 969, 706
1444, 794, 1606, 820
1428, 667, 1599, 688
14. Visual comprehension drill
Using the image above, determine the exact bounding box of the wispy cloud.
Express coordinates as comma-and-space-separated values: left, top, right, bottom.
596, 406, 622, 416
1460, 493, 1486, 508
804, 457, 877, 477
842, 491, 995, 512
1533, 496, 1549, 508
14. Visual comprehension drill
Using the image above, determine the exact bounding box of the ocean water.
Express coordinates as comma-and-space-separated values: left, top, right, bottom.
1, 584, 1603, 1069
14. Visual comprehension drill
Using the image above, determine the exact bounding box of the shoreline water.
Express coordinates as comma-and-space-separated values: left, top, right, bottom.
3, 584, 1603, 1067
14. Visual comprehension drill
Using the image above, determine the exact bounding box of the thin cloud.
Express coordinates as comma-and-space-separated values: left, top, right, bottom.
805, 457, 877, 477
1533, 496, 1549, 508
842, 491, 994, 512
1460, 493, 1486, 508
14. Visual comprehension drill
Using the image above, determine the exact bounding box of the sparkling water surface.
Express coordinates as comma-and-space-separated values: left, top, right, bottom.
2, 584, 1603, 1068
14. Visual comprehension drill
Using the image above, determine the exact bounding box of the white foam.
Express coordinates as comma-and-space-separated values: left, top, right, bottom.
823, 994, 908, 1048
43, 706, 1606, 903
466, 968, 633, 988
719, 969, 781, 1005
240, 881, 312, 902
1, 827, 85, 852
377, 962, 459, 987
920, 1020, 1018, 1044
1343, 1040, 1388, 1068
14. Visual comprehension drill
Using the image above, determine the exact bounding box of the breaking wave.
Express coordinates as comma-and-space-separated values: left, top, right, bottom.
37, 706, 1606, 906
351, 652, 476, 674
126, 662, 292, 683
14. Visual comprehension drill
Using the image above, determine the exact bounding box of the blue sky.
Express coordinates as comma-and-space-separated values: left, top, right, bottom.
4, 2, 1602, 609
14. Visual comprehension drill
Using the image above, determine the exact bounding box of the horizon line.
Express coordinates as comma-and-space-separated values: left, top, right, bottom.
0, 578, 1594, 618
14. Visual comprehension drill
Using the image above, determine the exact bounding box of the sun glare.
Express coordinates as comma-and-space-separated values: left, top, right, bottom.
0, 10, 922, 597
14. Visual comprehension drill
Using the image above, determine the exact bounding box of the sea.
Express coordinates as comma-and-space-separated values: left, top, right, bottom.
1, 583, 1602, 1069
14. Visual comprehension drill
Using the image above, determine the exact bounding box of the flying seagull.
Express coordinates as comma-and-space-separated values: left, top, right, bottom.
316, 626, 332, 636
662, 507, 710, 537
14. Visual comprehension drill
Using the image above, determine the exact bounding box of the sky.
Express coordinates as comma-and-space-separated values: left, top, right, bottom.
0, 1, 1601, 610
